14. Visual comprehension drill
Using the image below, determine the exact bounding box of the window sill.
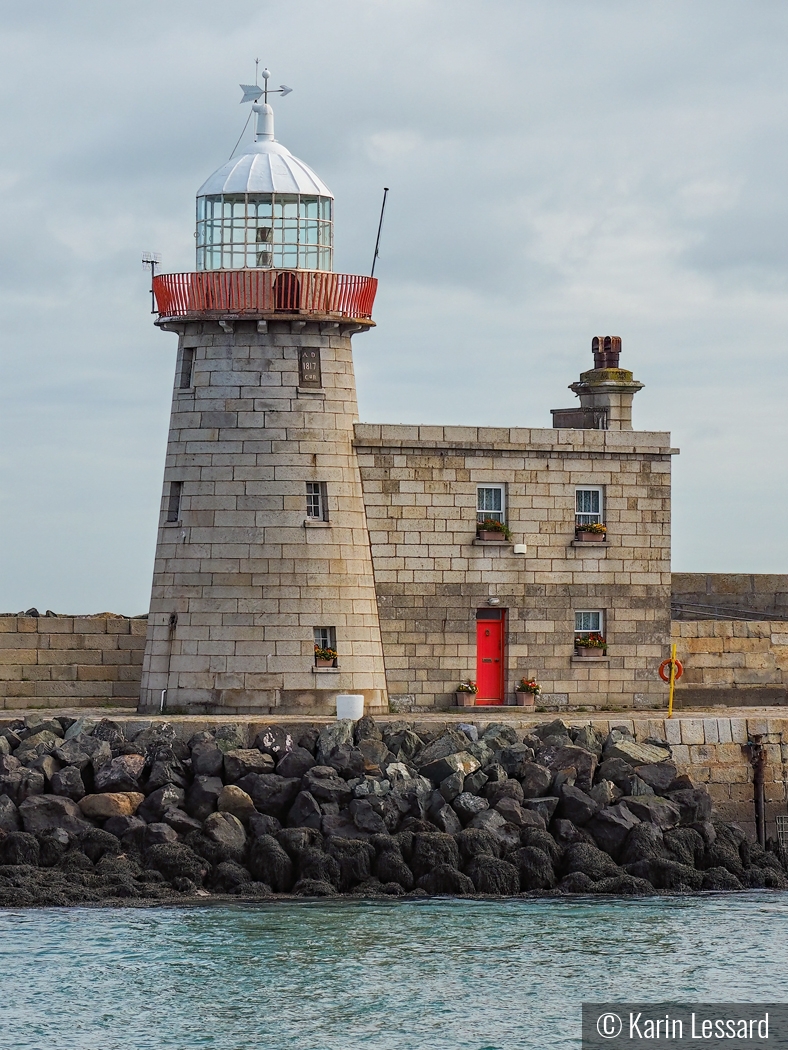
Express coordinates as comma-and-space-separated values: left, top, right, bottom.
472, 539, 512, 547
297, 387, 325, 398
176, 388, 195, 397
570, 539, 609, 547
313, 665, 340, 673
571, 655, 610, 663
163, 521, 183, 528
304, 519, 330, 528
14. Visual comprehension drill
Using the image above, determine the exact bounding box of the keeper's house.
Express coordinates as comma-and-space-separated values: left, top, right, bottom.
139, 80, 674, 716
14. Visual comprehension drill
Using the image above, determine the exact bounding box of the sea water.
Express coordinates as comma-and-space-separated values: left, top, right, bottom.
1, 893, 787, 1050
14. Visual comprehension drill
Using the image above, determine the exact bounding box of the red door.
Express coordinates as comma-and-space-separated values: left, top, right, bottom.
476, 610, 505, 705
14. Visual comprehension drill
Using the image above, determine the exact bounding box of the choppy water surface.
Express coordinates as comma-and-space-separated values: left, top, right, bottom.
2, 894, 787, 1050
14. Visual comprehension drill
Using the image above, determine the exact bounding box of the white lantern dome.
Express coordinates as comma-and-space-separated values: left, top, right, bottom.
196, 101, 334, 272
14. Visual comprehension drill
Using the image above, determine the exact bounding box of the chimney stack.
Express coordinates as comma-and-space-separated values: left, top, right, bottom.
551, 336, 643, 431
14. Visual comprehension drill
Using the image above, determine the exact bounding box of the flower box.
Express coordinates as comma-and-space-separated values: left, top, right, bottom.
575, 647, 601, 658
478, 530, 508, 542
315, 658, 335, 668
575, 531, 602, 543
455, 691, 476, 707
515, 692, 536, 708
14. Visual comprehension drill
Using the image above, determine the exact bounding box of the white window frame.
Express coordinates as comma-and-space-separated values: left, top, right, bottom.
575, 486, 604, 527
313, 626, 337, 666
477, 484, 506, 524
306, 481, 328, 521
574, 610, 604, 637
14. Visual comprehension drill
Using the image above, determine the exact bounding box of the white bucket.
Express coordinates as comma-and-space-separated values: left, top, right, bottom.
336, 693, 365, 720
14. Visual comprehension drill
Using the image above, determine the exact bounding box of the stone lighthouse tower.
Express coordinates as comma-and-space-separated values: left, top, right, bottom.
139, 74, 388, 715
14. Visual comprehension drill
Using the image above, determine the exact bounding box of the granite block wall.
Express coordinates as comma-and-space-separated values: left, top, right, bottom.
0, 616, 146, 710
672, 620, 788, 707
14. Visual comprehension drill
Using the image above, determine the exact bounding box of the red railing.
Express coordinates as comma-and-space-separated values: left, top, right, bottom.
153, 270, 377, 321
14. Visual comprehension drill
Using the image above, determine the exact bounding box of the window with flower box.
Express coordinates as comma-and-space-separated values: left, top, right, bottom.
477, 485, 505, 524
575, 487, 603, 527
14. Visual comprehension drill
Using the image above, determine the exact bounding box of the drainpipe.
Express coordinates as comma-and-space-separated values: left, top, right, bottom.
745, 734, 767, 847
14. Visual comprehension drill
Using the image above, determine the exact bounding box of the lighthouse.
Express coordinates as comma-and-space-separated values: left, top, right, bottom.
139, 73, 388, 715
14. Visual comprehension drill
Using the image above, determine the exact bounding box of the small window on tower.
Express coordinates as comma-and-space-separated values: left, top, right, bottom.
299, 347, 322, 388
306, 482, 328, 521
166, 481, 183, 523
178, 348, 195, 389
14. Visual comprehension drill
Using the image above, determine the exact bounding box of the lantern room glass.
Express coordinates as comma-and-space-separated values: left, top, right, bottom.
196, 193, 333, 271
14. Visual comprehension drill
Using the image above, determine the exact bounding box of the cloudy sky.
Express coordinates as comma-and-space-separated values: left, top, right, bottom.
1, 0, 787, 614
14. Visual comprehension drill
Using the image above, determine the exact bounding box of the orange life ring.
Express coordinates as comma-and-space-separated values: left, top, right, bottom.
659, 658, 683, 682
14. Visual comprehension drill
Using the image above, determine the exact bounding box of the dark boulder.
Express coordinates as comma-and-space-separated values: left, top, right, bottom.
350, 798, 388, 835
497, 745, 536, 779
223, 749, 275, 782
410, 832, 460, 879
253, 725, 298, 759
465, 855, 519, 895
480, 723, 519, 750
144, 842, 208, 885
248, 835, 294, 891
275, 747, 316, 780
325, 744, 366, 780
326, 838, 375, 891
520, 826, 563, 865
0, 794, 21, 833
80, 828, 122, 863
494, 798, 535, 828
702, 866, 743, 891
302, 767, 353, 806
49, 766, 85, 802
138, 783, 185, 823
428, 800, 463, 836
485, 779, 524, 806
210, 860, 252, 892
287, 791, 323, 830
619, 823, 666, 867
417, 864, 475, 895
237, 773, 302, 817
666, 788, 712, 825
572, 725, 603, 755
292, 878, 338, 897
354, 715, 382, 742
190, 737, 224, 777
19, 794, 90, 835
594, 874, 655, 895
412, 729, 470, 771
519, 763, 553, 799
384, 727, 423, 762
596, 757, 636, 790
520, 797, 559, 824
452, 792, 489, 824
663, 827, 705, 868
145, 823, 179, 848
145, 748, 189, 792
247, 812, 282, 839
558, 784, 600, 827
510, 846, 555, 890
561, 842, 620, 882
0, 831, 40, 866
456, 828, 501, 862
439, 771, 465, 802
586, 803, 640, 858
357, 738, 395, 775
558, 871, 596, 894
37, 827, 71, 866
375, 848, 414, 890
620, 795, 680, 829
91, 719, 125, 749
633, 762, 677, 793
536, 745, 597, 791
625, 858, 703, 891
185, 776, 223, 821
550, 819, 596, 848
201, 812, 247, 862
105, 815, 145, 839
297, 847, 340, 887
94, 754, 145, 793
463, 769, 489, 795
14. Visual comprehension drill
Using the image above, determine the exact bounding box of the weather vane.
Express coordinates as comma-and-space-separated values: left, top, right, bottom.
239, 59, 292, 104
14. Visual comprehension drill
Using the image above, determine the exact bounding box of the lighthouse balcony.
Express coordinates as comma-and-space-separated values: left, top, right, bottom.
152, 269, 377, 324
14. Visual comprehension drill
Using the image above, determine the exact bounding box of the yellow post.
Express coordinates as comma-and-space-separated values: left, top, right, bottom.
667, 641, 677, 718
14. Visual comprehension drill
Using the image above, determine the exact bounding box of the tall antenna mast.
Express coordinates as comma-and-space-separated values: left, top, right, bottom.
370, 187, 389, 278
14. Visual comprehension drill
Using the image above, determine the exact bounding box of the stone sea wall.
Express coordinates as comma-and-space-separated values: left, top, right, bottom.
0, 714, 785, 906
672, 621, 788, 708
0, 616, 146, 711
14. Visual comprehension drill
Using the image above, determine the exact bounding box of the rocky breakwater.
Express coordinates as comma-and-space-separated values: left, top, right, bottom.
0, 715, 785, 906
